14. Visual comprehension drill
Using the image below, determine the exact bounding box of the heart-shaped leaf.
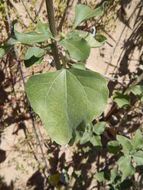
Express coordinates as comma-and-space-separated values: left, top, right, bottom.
73, 3, 105, 28
26, 68, 108, 145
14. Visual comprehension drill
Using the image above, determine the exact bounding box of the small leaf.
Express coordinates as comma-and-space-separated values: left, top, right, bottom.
113, 92, 130, 108
94, 172, 106, 182
117, 156, 135, 182
117, 135, 133, 154
93, 121, 106, 135
60, 36, 90, 61
71, 63, 86, 70
108, 140, 120, 154
0, 37, 19, 60
131, 129, 143, 150
73, 3, 105, 28
24, 47, 45, 67
0, 45, 11, 60
96, 34, 107, 43
110, 168, 119, 183
71, 30, 106, 48
80, 130, 90, 144
90, 135, 102, 147
125, 85, 143, 97
133, 151, 143, 166
14, 22, 52, 44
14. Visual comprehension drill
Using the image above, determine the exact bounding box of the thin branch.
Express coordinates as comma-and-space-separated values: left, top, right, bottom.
4, 0, 49, 175
58, 0, 72, 32
35, 0, 45, 19
21, 0, 36, 23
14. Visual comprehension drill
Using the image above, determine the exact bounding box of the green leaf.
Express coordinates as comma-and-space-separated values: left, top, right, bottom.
70, 68, 109, 121
0, 45, 11, 60
26, 69, 87, 145
126, 85, 143, 97
14, 22, 53, 44
117, 156, 135, 182
108, 140, 120, 154
113, 92, 130, 108
71, 63, 86, 70
94, 172, 106, 182
73, 3, 105, 28
93, 121, 106, 135
96, 34, 107, 43
36, 21, 52, 35
60, 36, 90, 61
80, 130, 91, 144
131, 129, 143, 150
90, 135, 102, 147
26, 68, 108, 145
0, 37, 19, 60
110, 168, 119, 183
71, 30, 106, 48
133, 151, 143, 166
6, 37, 18, 45
24, 47, 45, 67
117, 135, 133, 154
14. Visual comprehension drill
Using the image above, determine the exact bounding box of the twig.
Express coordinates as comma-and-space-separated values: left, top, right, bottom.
21, 0, 36, 23
35, 0, 45, 19
8, 0, 27, 27
57, 0, 72, 31
4, 0, 49, 175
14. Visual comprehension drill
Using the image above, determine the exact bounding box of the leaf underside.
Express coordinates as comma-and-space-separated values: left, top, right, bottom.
26, 68, 108, 145
73, 3, 105, 28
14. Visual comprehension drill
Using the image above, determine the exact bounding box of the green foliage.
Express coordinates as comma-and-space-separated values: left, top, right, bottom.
69, 30, 107, 48
117, 155, 135, 182
113, 91, 130, 108
26, 68, 108, 145
117, 135, 133, 154
60, 36, 90, 61
125, 85, 143, 97
14, 22, 53, 44
93, 121, 106, 135
94, 171, 107, 182
107, 140, 120, 154
131, 129, 143, 150
73, 3, 105, 28
80, 121, 107, 147
1, 1, 143, 188
24, 47, 45, 67
116, 129, 143, 181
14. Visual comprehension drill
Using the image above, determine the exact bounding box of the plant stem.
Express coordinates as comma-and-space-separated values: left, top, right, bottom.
45, 0, 61, 70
